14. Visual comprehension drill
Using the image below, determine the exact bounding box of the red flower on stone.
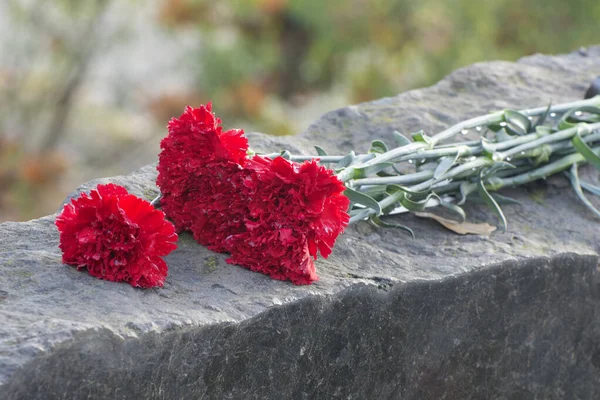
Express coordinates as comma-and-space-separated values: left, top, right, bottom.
156, 103, 249, 252
156, 103, 350, 285
55, 183, 178, 288
225, 156, 350, 285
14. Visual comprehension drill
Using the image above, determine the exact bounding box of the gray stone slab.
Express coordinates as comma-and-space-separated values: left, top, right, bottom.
1, 47, 600, 399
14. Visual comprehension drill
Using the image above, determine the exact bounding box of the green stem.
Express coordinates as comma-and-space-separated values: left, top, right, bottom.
432, 96, 600, 144
336, 143, 425, 182
494, 122, 600, 161
355, 96, 600, 171
270, 97, 600, 184
352, 170, 434, 186
266, 97, 600, 225
491, 148, 600, 189
396, 144, 478, 161
549, 131, 600, 153
436, 140, 481, 148
414, 157, 494, 190
347, 143, 600, 225
430, 180, 464, 195
485, 130, 547, 152
294, 155, 346, 162
348, 157, 495, 223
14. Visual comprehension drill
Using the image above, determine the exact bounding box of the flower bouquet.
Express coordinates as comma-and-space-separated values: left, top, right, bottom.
56, 88, 600, 286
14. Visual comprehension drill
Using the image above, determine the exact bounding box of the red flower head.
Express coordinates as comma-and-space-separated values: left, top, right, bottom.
55, 184, 178, 288
163, 103, 248, 168
156, 104, 349, 285
225, 156, 350, 285
156, 103, 249, 251
225, 227, 318, 285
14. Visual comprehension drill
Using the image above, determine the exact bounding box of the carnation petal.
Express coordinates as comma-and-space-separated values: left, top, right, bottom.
55, 184, 177, 288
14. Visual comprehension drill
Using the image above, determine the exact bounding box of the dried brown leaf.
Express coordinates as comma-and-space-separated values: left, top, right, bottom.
415, 212, 496, 235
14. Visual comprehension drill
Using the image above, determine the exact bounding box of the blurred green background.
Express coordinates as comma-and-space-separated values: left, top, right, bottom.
0, 0, 598, 221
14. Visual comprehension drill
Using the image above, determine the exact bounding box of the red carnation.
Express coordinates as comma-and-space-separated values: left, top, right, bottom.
156, 103, 249, 251
225, 227, 318, 285
225, 156, 350, 285
55, 183, 178, 288
176, 166, 250, 252
156, 104, 350, 285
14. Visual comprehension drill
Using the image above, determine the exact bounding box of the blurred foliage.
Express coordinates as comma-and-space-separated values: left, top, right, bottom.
157, 0, 600, 130
0, 0, 599, 221
0, 0, 113, 220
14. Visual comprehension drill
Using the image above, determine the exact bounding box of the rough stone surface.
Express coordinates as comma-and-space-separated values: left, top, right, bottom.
2, 47, 600, 399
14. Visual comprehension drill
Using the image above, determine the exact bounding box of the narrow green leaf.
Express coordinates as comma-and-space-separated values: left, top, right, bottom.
393, 130, 411, 147
314, 146, 330, 167
533, 102, 552, 129
434, 154, 459, 179
571, 128, 600, 170
558, 106, 600, 130
487, 123, 503, 132
558, 114, 577, 130
369, 216, 415, 239
458, 181, 477, 205
504, 125, 521, 137
580, 180, 600, 197
574, 106, 600, 120
358, 185, 389, 198
495, 128, 514, 142
439, 200, 467, 223
477, 172, 507, 232
569, 164, 600, 219
480, 138, 496, 159
369, 140, 388, 154
504, 110, 531, 135
344, 188, 382, 215
400, 193, 436, 212
386, 184, 428, 198
381, 202, 401, 215
336, 151, 356, 168
411, 130, 433, 147
314, 145, 328, 157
